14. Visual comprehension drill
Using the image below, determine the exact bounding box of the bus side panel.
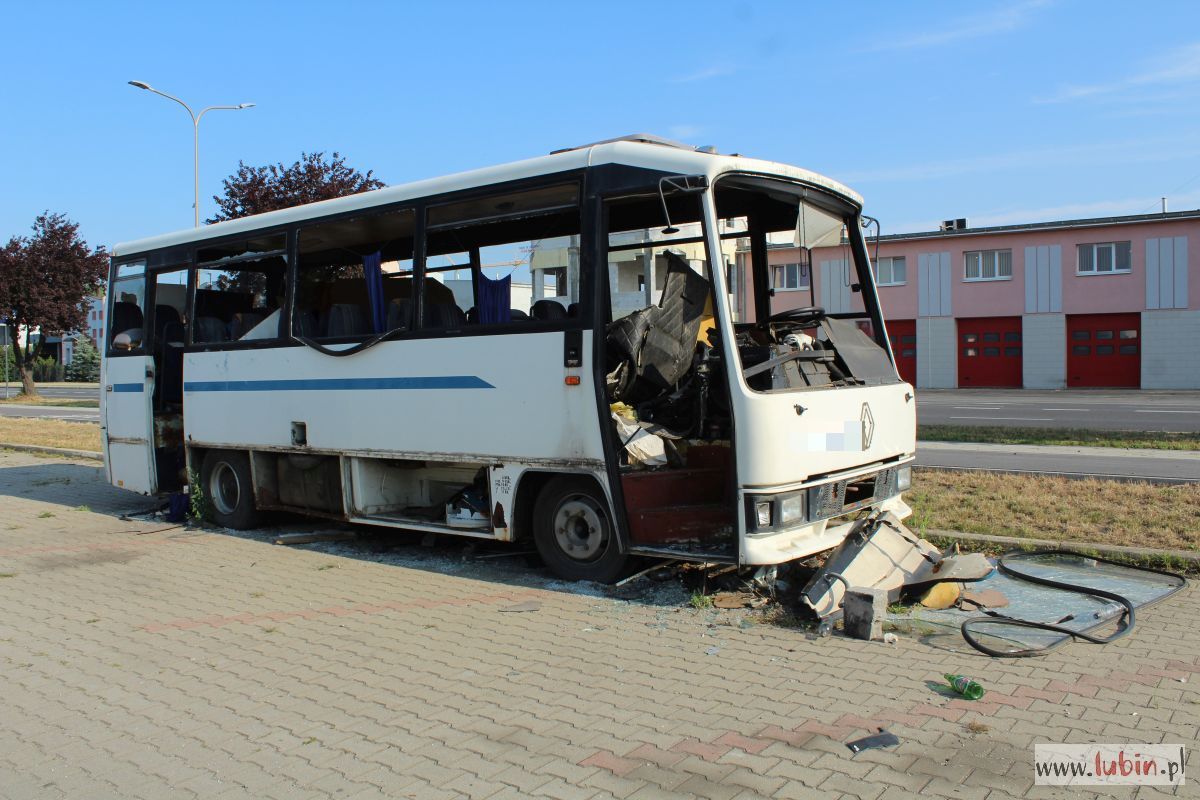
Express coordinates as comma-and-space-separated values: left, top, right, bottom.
180, 331, 605, 465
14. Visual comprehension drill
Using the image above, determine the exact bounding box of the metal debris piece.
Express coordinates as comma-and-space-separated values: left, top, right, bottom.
802, 512, 992, 618
499, 600, 541, 613
614, 559, 679, 587
846, 729, 900, 754
959, 588, 1009, 608
273, 531, 356, 546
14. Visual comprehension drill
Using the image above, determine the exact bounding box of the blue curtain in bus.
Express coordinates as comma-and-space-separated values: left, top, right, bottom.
476, 273, 511, 324
362, 251, 385, 333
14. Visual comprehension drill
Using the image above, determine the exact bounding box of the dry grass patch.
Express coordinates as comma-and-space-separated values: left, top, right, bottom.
0, 395, 98, 408
0, 418, 101, 452
907, 469, 1200, 552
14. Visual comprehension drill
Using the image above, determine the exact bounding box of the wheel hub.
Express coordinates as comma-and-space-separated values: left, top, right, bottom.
553, 497, 607, 562
209, 461, 241, 516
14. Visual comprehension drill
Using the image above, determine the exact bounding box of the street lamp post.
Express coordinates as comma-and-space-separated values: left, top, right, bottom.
128, 81, 254, 227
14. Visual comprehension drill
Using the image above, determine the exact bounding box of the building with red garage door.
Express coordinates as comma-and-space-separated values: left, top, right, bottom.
738, 208, 1199, 389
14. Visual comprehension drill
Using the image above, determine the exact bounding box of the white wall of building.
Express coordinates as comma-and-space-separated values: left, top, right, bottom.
1141, 309, 1200, 389
916, 317, 956, 388
1022, 313, 1066, 389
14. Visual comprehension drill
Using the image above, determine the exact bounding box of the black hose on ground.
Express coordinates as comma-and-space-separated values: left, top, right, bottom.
960, 549, 1188, 658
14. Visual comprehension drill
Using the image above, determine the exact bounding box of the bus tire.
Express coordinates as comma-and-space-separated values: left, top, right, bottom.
200, 450, 261, 530
533, 476, 627, 583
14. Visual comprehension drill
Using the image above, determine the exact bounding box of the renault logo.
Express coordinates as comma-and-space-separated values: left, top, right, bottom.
860, 403, 875, 450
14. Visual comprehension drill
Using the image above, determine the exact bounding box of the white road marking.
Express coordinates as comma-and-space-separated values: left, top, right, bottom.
1134, 410, 1198, 414
948, 416, 1054, 421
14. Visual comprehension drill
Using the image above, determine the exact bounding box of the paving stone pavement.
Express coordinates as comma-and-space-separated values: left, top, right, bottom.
0, 451, 1196, 799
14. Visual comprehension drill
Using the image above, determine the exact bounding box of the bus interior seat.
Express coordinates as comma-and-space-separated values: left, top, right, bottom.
326, 304, 370, 337
111, 301, 144, 338
294, 310, 320, 338
427, 303, 466, 328
510, 308, 530, 320
606, 251, 710, 402
194, 316, 228, 343
153, 305, 182, 347
230, 311, 264, 340
532, 299, 567, 320
567, 302, 581, 318
386, 298, 413, 331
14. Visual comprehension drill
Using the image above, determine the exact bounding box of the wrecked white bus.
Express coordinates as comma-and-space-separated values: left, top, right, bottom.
102, 134, 916, 582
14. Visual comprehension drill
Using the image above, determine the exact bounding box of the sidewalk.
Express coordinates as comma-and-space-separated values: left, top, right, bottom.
0, 451, 1196, 799
917, 440, 1200, 483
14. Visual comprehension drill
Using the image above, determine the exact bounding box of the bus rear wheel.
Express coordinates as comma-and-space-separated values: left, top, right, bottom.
200, 450, 261, 530
533, 476, 627, 583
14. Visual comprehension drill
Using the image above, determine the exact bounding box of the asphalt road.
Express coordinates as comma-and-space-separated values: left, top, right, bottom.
11, 385, 100, 400
917, 389, 1200, 431
0, 404, 99, 423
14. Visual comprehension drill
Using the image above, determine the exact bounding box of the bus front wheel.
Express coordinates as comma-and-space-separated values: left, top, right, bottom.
533, 476, 627, 583
200, 450, 261, 530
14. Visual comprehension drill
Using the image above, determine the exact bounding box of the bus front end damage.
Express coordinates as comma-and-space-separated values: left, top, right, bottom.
801, 510, 992, 622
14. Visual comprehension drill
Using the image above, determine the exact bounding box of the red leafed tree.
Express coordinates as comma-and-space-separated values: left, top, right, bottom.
207, 151, 385, 223
0, 213, 109, 396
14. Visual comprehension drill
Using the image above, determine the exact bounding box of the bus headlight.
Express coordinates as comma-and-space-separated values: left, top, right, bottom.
747, 491, 807, 532
896, 466, 912, 492
755, 500, 773, 528
780, 493, 806, 524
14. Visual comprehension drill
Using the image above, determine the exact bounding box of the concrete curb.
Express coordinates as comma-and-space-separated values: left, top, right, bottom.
0, 443, 102, 461
924, 528, 1200, 566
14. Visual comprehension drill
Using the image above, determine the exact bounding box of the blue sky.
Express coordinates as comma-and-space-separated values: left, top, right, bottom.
3, 0, 1200, 251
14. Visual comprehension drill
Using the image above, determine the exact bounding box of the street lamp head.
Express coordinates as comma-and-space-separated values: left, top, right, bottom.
238, 103, 256, 109
128, 80, 152, 91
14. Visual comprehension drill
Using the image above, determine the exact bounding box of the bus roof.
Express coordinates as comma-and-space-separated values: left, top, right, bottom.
112, 136, 862, 258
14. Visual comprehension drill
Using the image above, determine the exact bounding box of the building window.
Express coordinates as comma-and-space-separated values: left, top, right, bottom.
874, 256, 906, 286
1077, 241, 1131, 275
770, 262, 809, 291
964, 249, 1012, 281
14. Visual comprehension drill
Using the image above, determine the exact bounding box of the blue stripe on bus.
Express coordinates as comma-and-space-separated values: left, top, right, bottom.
182, 376, 495, 393
112, 383, 145, 393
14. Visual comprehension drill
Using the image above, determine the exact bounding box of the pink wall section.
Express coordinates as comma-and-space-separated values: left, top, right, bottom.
753, 216, 1196, 322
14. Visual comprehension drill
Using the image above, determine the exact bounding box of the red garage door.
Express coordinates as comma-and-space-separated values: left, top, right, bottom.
886, 319, 917, 385
1067, 313, 1140, 387
958, 317, 1022, 388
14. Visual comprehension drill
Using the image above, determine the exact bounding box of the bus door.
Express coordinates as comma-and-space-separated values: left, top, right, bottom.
102, 259, 158, 494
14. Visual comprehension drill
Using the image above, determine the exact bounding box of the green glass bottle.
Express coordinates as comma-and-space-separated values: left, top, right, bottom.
945, 673, 985, 700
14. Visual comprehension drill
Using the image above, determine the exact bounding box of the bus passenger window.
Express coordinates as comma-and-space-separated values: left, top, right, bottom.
425, 184, 581, 330
295, 208, 416, 340
109, 260, 147, 352
194, 234, 287, 344
152, 268, 188, 348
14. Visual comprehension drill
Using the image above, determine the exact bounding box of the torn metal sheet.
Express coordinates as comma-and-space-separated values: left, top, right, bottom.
803, 513, 948, 618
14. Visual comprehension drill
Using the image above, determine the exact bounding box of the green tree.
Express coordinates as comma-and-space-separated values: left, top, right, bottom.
208, 151, 384, 223
66, 335, 101, 382
0, 213, 108, 397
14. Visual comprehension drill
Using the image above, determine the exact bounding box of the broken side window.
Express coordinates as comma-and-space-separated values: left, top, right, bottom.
294, 209, 415, 340
424, 183, 581, 329
194, 234, 287, 344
